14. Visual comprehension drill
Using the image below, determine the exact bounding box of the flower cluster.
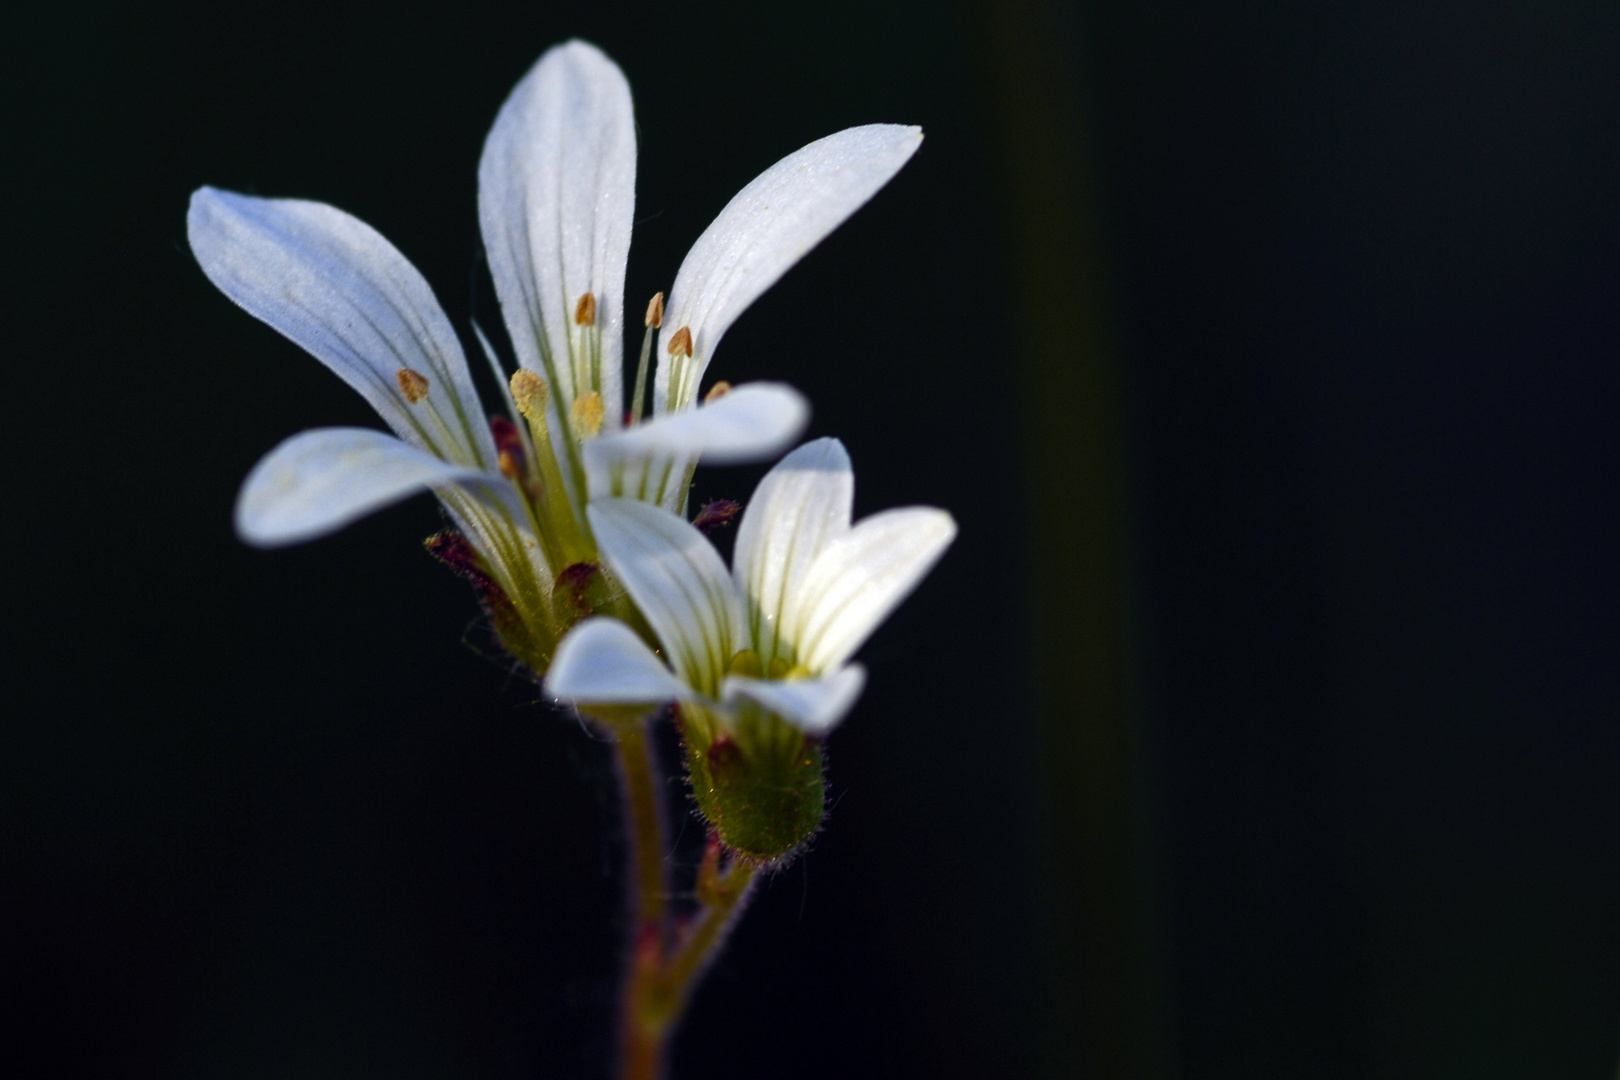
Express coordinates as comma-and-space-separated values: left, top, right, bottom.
190, 40, 954, 861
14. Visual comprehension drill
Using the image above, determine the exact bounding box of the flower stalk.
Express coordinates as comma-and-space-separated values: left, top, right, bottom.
596, 711, 758, 1080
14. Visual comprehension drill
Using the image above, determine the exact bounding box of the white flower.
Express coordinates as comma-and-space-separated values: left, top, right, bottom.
188, 40, 922, 668
545, 438, 957, 736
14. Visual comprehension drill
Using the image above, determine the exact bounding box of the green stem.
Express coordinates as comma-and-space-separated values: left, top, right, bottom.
611, 715, 667, 928
663, 859, 758, 1003
621, 855, 758, 1080
603, 715, 760, 1080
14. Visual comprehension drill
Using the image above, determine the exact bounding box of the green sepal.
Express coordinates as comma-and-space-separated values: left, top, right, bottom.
487, 592, 553, 675
680, 701, 825, 864
552, 561, 612, 633
424, 530, 553, 676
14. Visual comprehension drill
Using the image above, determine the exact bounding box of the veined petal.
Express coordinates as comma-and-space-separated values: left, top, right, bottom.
236, 427, 494, 547
583, 383, 810, 509
188, 188, 495, 469
432, 481, 556, 610
733, 437, 854, 665
546, 617, 693, 704
655, 125, 923, 412
793, 507, 956, 673
587, 499, 742, 695
589, 383, 809, 467
721, 665, 866, 737
480, 40, 634, 436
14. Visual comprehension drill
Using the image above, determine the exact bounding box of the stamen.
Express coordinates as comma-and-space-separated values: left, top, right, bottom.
396, 368, 430, 404
703, 381, 732, 404
664, 326, 697, 407
508, 367, 576, 548
490, 416, 527, 483
630, 292, 664, 427
484, 405, 576, 573
509, 369, 550, 422
570, 392, 605, 440
574, 292, 597, 327
666, 325, 693, 358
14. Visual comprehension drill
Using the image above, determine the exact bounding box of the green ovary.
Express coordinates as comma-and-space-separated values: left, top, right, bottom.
681, 700, 825, 864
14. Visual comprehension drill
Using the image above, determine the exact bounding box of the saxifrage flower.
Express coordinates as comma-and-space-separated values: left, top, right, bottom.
187, 40, 922, 674
546, 438, 956, 858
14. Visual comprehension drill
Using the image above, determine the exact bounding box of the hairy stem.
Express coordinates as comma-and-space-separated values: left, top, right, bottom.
607, 716, 760, 1080
612, 716, 668, 928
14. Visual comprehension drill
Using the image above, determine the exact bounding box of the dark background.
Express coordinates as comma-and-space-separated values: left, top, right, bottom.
5, 1, 1618, 1077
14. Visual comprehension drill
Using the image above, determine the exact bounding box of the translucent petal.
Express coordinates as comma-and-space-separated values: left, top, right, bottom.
546, 617, 692, 704
479, 40, 634, 435
431, 484, 556, 615
188, 188, 494, 468
721, 665, 866, 736
586, 499, 742, 696
655, 125, 923, 412
793, 507, 957, 672
732, 438, 853, 664
583, 383, 810, 509
236, 427, 494, 547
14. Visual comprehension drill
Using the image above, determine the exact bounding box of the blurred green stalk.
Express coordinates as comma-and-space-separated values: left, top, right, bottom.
965, 1, 1172, 1077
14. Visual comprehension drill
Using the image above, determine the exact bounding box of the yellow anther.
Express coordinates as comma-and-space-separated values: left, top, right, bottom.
783, 664, 813, 681
498, 449, 521, 481
509, 369, 550, 421
703, 380, 732, 404
396, 368, 430, 404
666, 325, 693, 358
574, 291, 597, 327
726, 648, 763, 678
570, 392, 605, 439
644, 291, 665, 329
767, 656, 791, 680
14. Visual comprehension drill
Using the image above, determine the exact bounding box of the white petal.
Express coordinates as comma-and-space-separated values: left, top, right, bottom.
589, 383, 809, 466
586, 499, 742, 695
546, 617, 693, 704
188, 188, 495, 468
583, 383, 811, 508
733, 437, 854, 664
655, 125, 923, 411
431, 484, 556, 608
794, 507, 957, 672
479, 40, 634, 434
721, 665, 866, 737
236, 427, 495, 547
